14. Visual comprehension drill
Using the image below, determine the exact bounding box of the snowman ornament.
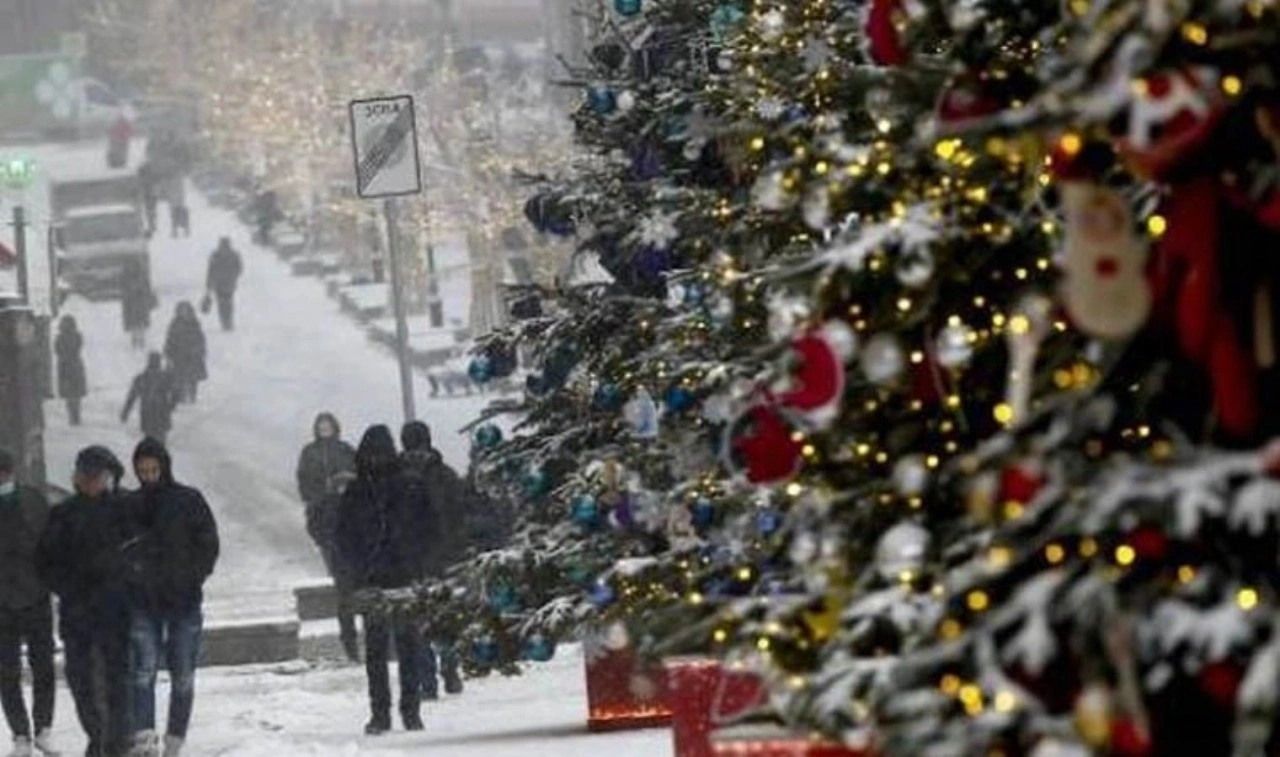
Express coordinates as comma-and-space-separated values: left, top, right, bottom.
1058, 181, 1152, 341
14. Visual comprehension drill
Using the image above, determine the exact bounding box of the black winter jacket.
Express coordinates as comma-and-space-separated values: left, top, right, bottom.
36, 491, 132, 631
400, 449, 465, 576
120, 443, 220, 615
54, 328, 87, 400
338, 469, 440, 590
0, 484, 50, 610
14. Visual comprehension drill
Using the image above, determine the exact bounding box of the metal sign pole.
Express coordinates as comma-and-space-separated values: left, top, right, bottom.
12, 206, 28, 306
384, 197, 417, 423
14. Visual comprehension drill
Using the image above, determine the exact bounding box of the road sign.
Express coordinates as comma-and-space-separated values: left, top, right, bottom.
349, 95, 422, 199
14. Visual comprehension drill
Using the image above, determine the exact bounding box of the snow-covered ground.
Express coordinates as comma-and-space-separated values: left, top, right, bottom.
39, 644, 672, 756
19, 139, 493, 623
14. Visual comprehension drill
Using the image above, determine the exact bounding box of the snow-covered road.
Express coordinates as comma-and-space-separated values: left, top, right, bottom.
40, 645, 672, 756
29, 141, 490, 622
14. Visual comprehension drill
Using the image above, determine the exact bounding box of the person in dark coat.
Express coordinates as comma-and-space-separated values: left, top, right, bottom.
295, 412, 358, 662
163, 303, 206, 403
0, 450, 57, 757
121, 352, 178, 444
120, 260, 157, 350
399, 421, 465, 698
121, 439, 219, 757
137, 162, 158, 238
252, 190, 279, 246
37, 446, 131, 757
205, 238, 242, 333
55, 315, 87, 426
337, 426, 429, 735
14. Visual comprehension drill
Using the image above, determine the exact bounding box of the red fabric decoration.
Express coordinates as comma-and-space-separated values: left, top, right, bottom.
1127, 527, 1169, 562
1198, 661, 1244, 709
936, 75, 1003, 127
1261, 438, 1280, 478
1117, 67, 1225, 181
1110, 718, 1153, 757
0, 241, 14, 267
1000, 462, 1045, 505
776, 329, 847, 413
1148, 177, 1259, 439
730, 404, 804, 485
865, 0, 907, 66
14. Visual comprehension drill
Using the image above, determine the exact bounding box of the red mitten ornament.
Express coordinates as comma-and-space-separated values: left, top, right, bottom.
865, 0, 908, 66
775, 321, 856, 428
726, 404, 804, 485
1058, 181, 1152, 340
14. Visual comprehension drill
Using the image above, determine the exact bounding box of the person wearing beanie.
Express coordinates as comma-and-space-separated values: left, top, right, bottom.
0, 450, 57, 757
121, 439, 218, 757
36, 446, 131, 757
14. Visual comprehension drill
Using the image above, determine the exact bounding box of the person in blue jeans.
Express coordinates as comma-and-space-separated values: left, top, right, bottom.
121, 439, 219, 757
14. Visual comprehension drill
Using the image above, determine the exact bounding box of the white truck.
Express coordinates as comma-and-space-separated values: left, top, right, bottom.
49, 176, 150, 300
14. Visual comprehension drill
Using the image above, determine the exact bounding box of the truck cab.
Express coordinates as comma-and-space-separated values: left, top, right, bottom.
53, 204, 149, 300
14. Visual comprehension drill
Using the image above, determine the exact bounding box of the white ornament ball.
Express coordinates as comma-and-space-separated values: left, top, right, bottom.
875, 521, 931, 583
603, 622, 631, 651
616, 90, 637, 112
860, 333, 906, 385
892, 455, 930, 497
896, 250, 935, 289
758, 9, 786, 41
935, 323, 975, 368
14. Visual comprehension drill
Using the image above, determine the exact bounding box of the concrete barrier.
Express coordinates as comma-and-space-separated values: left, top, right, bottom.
199, 620, 300, 668
294, 581, 339, 621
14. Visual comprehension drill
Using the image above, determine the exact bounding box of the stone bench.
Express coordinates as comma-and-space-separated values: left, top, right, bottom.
198, 620, 300, 668
294, 581, 339, 622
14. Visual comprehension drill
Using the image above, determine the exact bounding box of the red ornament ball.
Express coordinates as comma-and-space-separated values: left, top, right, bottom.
1110, 717, 1153, 757
1198, 661, 1244, 709
1000, 462, 1046, 505
1127, 526, 1169, 562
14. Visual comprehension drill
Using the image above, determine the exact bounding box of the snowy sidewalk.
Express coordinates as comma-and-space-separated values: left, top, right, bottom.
41, 645, 672, 757
31, 139, 491, 623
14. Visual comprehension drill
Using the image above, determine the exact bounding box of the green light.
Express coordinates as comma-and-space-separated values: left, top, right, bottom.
1, 157, 34, 188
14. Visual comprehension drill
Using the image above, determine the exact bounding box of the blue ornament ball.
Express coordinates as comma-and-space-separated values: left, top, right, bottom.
524, 634, 557, 662
571, 495, 601, 528
710, 4, 746, 41
468, 356, 495, 384
522, 466, 551, 498
665, 386, 696, 413
488, 584, 521, 614
472, 424, 503, 450
589, 581, 616, 608
691, 498, 716, 529
756, 509, 783, 537
614, 0, 642, 16
471, 638, 499, 665
593, 383, 626, 412
525, 373, 549, 397
588, 86, 617, 115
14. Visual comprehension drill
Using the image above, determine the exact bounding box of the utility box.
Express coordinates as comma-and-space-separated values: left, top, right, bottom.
0, 307, 47, 488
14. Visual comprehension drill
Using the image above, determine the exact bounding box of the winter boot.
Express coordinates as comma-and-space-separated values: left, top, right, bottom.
128, 731, 160, 757
161, 735, 183, 757
10, 736, 33, 757
402, 711, 424, 732
363, 715, 391, 736
32, 730, 58, 756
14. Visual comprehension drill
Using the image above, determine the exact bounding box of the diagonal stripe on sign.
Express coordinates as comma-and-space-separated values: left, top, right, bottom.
357, 104, 414, 195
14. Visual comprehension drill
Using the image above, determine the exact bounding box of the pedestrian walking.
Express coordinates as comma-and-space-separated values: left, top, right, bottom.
55, 315, 87, 426
0, 450, 58, 757
163, 304, 206, 404
36, 446, 131, 757
205, 239, 242, 333
107, 115, 131, 170
137, 163, 158, 239
296, 412, 358, 662
122, 439, 219, 757
251, 190, 279, 246
399, 422, 465, 699
121, 353, 178, 444
121, 261, 158, 351
338, 426, 436, 735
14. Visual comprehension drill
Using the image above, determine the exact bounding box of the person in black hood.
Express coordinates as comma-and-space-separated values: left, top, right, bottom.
37, 446, 131, 757
399, 422, 465, 699
122, 439, 219, 757
295, 412, 358, 662
163, 303, 206, 404
337, 425, 426, 735
121, 353, 178, 444
0, 449, 57, 756
205, 238, 242, 333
